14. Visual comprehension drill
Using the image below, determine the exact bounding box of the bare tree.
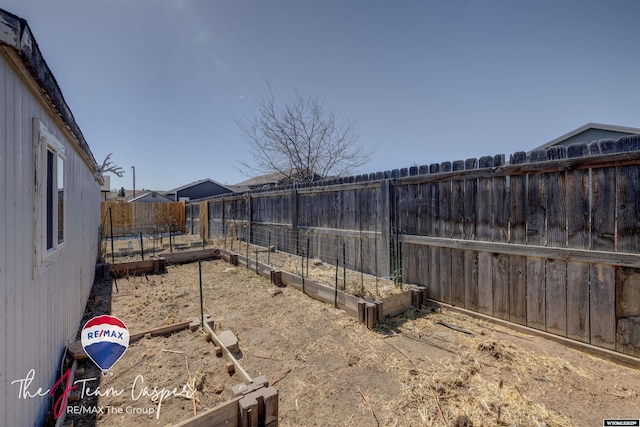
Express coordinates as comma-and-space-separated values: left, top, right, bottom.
236, 85, 373, 184
95, 153, 125, 178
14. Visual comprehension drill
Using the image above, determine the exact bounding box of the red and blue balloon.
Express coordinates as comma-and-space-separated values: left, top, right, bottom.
81, 315, 129, 373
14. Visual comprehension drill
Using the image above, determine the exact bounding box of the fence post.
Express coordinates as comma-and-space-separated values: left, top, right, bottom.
335, 258, 339, 308
109, 207, 114, 264
306, 238, 310, 277
375, 198, 379, 296
301, 250, 305, 294
247, 195, 252, 247
359, 201, 364, 295
343, 242, 346, 291
198, 261, 204, 328
291, 186, 298, 254
378, 179, 391, 277
140, 232, 144, 260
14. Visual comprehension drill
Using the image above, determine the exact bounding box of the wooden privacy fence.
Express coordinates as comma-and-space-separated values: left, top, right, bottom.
188, 135, 640, 357
101, 201, 185, 236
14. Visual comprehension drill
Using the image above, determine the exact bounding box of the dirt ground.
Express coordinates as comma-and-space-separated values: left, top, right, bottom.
103, 234, 403, 299
66, 257, 640, 426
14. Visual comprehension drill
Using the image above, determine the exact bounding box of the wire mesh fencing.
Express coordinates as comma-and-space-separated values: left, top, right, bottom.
205, 222, 404, 300
99, 225, 208, 263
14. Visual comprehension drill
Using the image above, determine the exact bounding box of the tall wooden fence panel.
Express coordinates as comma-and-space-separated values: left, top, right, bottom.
101, 201, 185, 236
191, 134, 640, 357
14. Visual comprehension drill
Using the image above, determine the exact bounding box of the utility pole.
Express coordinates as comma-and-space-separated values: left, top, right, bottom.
131, 165, 136, 197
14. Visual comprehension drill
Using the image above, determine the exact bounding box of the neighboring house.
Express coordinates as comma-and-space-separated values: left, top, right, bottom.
0, 9, 103, 426
100, 175, 111, 201
530, 122, 640, 153
233, 169, 324, 191
128, 191, 174, 203
165, 178, 233, 201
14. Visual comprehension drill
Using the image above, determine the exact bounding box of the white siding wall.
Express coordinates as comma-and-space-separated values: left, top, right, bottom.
0, 53, 100, 426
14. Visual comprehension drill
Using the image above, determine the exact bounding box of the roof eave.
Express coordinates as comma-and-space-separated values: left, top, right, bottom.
0, 8, 101, 180
532, 122, 640, 153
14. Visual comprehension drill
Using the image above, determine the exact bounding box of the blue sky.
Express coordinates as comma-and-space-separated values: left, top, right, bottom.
3, 0, 639, 191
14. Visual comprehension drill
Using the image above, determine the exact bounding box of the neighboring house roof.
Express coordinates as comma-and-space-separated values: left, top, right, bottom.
530, 122, 640, 153
166, 178, 234, 194
0, 8, 100, 178
234, 169, 324, 189
128, 191, 173, 203
225, 184, 252, 193
234, 171, 289, 189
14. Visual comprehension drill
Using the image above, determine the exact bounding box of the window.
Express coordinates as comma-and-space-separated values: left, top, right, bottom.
34, 119, 65, 263
44, 135, 65, 251
46, 150, 65, 248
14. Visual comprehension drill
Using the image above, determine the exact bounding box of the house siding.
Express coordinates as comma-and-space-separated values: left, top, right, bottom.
176, 181, 232, 201
0, 51, 100, 426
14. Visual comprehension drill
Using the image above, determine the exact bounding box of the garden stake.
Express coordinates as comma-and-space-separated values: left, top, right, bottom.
360, 235, 364, 296
255, 249, 259, 274
306, 238, 310, 277
343, 242, 346, 291
359, 202, 364, 295
267, 232, 271, 266
334, 258, 338, 308
140, 232, 144, 260
301, 252, 305, 294
198, 261, 204, 328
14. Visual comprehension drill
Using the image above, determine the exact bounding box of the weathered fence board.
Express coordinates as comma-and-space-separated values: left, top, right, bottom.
545, 259, 567, 336
492, 253, 510, 321
526, 256, 546, 331
566, 261, 590, 342
428, 172, 441, 301
463, 250, 478, 311
590, 264, 616, 349
101, 201, 185, 236
508, 255, 527, 325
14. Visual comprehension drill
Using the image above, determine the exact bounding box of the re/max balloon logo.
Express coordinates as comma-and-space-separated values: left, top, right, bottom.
81, 315, 130, 374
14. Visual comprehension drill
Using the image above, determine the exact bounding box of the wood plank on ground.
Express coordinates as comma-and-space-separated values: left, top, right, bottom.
173, 395, 243, 427
163, 248, 220, 264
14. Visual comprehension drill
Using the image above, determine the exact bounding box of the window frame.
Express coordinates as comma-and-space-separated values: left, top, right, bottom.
33, 119, 66, 275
